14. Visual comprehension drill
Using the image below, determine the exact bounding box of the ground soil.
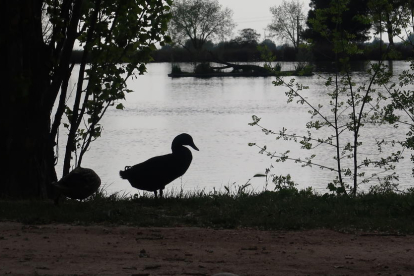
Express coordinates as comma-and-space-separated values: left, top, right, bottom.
0, 222, 413, 275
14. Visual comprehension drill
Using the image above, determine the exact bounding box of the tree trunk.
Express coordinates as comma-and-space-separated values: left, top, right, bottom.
296, 15, 300, 53
0, 0, 57, 198
385, 12, 394, 48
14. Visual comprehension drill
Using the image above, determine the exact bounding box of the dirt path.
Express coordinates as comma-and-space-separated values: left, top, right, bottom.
0, 222, 413, 275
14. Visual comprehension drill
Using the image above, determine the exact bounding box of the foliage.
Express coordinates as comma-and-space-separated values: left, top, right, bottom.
294, 63, 314, 75
250, 0, 408, 196
303, 0, 372, 60
273, 63, 282, 72
0, 0, 172, 198
368, 0, 413, 47
257, 45, 276, 69
260, 39, 278, 52
374, 2, 414, 178
271, 173, 300, 192
1, 189, 414, 233
382, 59, 414, 177
171, 64, 183, 74
168, 0, 235, 50
268, 0, 306, 51
194, 63, 214, 74
231, 28, 261, 47
152, 38, 414, 63
184, 38, 215, 51
47, 0, 172, 176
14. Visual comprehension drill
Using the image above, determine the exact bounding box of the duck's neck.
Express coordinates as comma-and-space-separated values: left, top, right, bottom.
172, 143, 184, 153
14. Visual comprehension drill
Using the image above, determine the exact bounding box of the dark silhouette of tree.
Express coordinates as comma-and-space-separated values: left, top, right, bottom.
260, 39, 277, 51
184, 39, 214, 51
0, 0, 172, 198
369, 0, 412, 48
303, 0, 372, 60
168, 0, 235, 51
232, 28, 261, 46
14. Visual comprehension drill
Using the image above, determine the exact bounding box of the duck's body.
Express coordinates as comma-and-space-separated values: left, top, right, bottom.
53, 167, 101, 204
120, 133, 199, 197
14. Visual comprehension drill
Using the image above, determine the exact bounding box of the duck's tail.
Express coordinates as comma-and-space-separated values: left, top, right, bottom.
119, 166, 131, 179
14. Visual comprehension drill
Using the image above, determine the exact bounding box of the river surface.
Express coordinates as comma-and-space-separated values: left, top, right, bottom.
56, 61, 413, 196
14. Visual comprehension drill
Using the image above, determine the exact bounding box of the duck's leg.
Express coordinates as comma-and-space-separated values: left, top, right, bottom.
159, 189, 163, 198
154, 190, 158, 198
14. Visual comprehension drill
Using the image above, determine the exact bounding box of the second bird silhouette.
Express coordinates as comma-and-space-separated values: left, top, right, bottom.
120, 133, 199, 198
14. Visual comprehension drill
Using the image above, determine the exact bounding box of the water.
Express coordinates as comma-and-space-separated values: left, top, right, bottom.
57, 61, 413, 195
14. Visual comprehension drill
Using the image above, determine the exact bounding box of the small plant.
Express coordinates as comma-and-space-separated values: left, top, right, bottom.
257, 44, 277, 71
273, 62, 282, 72
249, 1, 406, 196
171, 64, 182, 74
223, 181, 253, 197
194, 63, 213, 74
294, 62, 313, 75
272, 174, 298, 192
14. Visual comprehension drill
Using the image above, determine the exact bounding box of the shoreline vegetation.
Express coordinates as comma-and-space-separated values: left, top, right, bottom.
70, 39, 414, 65
168, 61, 314, 78
167, 70, 312, 78
70, 41, 411, 78
1, 187, 414, 234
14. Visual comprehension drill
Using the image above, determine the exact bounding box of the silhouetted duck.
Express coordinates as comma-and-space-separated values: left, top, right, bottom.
53, 167, 101, 204
119, 133, 199, 198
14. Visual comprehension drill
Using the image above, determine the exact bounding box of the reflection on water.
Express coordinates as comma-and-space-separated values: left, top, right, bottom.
57, 61, 413, 195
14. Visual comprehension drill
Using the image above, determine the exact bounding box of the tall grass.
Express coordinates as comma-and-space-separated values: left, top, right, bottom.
1, 187, 414, 233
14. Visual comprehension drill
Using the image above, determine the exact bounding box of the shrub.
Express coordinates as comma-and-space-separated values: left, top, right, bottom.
194, 63, 213, 74
171, 64, 182, 74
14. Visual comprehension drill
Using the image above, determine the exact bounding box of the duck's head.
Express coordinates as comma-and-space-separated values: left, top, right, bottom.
172, 133, 199, 151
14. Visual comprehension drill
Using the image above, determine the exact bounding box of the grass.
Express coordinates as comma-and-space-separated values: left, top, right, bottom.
1, 187, 414, 233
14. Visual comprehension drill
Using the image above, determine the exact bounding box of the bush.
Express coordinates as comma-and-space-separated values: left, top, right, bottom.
171, 64, 182, 74
274, 62, 282, 72
294, 63, 313, 75
194, 63, 213, 74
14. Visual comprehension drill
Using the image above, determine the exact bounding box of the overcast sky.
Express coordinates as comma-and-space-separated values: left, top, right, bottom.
218, 0, 311, 39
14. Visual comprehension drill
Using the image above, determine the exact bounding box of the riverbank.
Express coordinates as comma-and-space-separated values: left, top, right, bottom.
1, 190, 414, 274
1, 190, 414, 233
1, 222, 413, 275
168, 70, 313, 78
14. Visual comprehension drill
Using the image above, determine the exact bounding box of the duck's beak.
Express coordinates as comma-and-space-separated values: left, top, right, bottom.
190, 142, 199, 151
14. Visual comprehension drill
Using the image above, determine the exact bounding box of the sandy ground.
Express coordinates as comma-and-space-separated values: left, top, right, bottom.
0, 222, 413, 276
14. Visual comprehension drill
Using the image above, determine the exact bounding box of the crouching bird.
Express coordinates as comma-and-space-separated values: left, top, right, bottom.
53, 167, 101, 205
119, 133, 199, 198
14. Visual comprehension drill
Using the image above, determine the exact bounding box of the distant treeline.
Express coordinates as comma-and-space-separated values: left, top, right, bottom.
152, 40, 414, 62
152, 42, 297, 62
71, 40, 414, 64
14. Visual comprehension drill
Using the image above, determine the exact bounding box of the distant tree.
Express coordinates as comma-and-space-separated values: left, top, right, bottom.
251, 0, 408, 196
168, 0, 235, 51
368, 0, 412, 48
408, 33, 414, 45
303, 0, 372, 60
267, 0, 306, 52
184, 39, 215, 51
260, 39, 277, 51
232, 28, 261, 46
0, 0, 172, 198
